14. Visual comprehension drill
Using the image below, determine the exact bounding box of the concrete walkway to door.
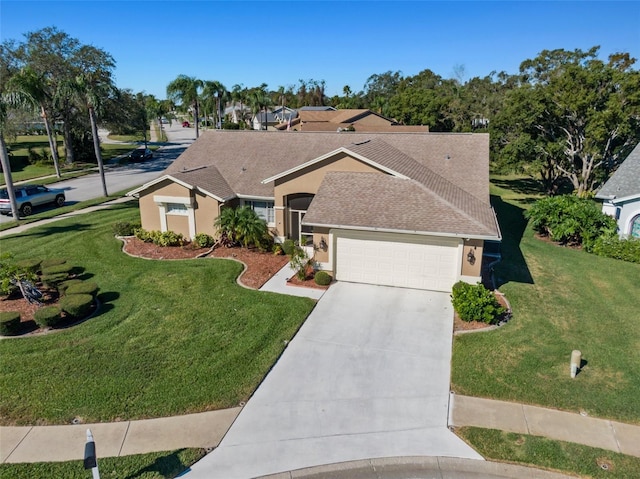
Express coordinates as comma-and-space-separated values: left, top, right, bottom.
182, 282, 481, 479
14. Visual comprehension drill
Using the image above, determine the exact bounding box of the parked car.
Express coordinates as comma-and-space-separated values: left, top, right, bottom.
127, 148, 153, 162
0, 185, 66, 216
182, 121, 190, 128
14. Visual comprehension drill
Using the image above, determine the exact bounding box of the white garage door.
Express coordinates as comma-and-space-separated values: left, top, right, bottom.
335, 231, 460, 292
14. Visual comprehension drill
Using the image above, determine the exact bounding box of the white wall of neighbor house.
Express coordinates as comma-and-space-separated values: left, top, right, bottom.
602, 199, 640, 238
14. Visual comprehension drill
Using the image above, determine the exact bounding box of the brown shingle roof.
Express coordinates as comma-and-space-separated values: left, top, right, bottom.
303, 172, 498, 237
161, 130, 495, 236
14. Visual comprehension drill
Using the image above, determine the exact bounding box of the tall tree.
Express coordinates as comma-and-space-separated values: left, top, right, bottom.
495, 47, 640, 195
167, 75, 203, 138
202, 81, 228, 129
248, 84, 271, 130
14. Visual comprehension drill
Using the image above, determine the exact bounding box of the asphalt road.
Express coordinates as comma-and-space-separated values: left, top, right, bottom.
0, 121, 197, 223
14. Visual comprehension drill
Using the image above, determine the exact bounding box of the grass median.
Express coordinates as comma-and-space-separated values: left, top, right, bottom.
0, 203, 315, 425
451, 177, 640, 424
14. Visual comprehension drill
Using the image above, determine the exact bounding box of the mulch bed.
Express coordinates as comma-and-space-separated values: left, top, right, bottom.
453, 291, 511, 333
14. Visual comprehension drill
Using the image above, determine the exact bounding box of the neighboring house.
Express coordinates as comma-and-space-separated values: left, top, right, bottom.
596, 143, 640, 238
275, 108, 430, 133
128, 131, 500, 292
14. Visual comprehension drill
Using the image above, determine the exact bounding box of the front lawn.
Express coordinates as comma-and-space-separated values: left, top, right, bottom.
457, 427, 640, 478
0, 203, 315, 425
451, 177, 640, 424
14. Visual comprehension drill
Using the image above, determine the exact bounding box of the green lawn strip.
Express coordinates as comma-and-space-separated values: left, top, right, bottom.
456, 427, 640, 478
0, 204, 315, 425
0, 187, 140, 232
452, 183, 640, 424
0, 448, 205, 479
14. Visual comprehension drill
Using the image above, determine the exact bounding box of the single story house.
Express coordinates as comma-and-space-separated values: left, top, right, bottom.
275, 108, 430, 133
128, 131, 500, 292
596, 143, 640, 238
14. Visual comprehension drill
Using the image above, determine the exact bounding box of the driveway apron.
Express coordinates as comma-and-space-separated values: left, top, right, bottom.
183, 282, 482, 478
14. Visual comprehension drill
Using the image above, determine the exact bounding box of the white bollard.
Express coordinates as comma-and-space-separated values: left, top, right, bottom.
570, 350, 582, 378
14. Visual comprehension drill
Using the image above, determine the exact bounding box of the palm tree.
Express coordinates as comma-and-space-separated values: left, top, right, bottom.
249, 84, 272, 131
8, 67, 62, 178
167, 75, 203, 138
231, 83, 248, 126
74, 63, 114, 197
203, 81, 229, 129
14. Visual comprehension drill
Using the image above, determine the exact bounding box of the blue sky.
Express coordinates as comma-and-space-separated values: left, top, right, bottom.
2, 1, 639, 100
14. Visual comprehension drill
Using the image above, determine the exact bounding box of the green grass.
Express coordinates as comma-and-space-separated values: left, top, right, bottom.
0, 448, 205, 478
451, 177, 640, 424
0, 203, 315, 425
457, 427, 640, 478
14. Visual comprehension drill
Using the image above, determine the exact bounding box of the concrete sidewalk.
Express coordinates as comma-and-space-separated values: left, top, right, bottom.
0, 408, 240, 464
450, 394, 640, 457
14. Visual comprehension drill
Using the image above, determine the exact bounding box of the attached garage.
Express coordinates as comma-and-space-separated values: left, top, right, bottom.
334, 230, 461, 292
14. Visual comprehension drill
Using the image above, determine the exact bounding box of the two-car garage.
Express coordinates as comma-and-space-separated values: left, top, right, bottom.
333, 230, 462, 292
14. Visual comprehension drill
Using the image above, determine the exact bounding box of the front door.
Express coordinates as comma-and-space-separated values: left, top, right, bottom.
289, 209, 313, 246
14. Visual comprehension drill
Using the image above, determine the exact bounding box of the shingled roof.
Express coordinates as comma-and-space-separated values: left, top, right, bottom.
158, 130, 498, 238
596, 143, 640, 201
303, 172, 498, 238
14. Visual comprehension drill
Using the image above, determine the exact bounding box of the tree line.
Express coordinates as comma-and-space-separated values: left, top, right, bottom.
2, 27, 639, 222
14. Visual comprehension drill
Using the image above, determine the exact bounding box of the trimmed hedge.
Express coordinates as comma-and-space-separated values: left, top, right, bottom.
0, 311, 21, 336
41, 272, 70, 288
451, 281, 505, 324
41, 263, 74, 276
314, 271, 332, 286
66, 281, 100, 298
58, 278, 83, 294
59, 294, 94, 319
34, 306, 62, 328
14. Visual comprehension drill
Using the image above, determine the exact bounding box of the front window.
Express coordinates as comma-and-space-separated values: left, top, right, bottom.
632, 215, 640, 238
167, 203, 188, 215
244, 200, 275, 224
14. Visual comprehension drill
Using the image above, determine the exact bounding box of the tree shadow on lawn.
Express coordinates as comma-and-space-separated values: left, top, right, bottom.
491, 194, 534, 287
122, 449, 204, 479
492, 177, 544, 199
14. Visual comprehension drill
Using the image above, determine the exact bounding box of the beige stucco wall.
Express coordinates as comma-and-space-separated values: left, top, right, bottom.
461, 239, 484, 277
312, 228, 330, 264
273, 153, 386, 238
138, 179, 193, 232
194, 191, 219, 237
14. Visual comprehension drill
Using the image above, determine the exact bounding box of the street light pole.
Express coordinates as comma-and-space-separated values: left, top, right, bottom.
84, 428, 101, 479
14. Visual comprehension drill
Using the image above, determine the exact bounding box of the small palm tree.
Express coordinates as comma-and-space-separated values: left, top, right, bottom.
214, 206, 269, 249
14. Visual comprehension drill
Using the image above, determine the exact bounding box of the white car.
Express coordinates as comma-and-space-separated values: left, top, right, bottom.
0, 185, 66, 216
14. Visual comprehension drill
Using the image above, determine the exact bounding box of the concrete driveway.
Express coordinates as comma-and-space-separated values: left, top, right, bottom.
183, 282, 482, 479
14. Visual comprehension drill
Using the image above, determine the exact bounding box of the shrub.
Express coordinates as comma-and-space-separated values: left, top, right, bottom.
41, 258, 67, 269
0, 311, 21, 336
41, 272, 69, 288
155, 231, 185, 247
314, 270, 332, 286
112, 221, 140, 236
282, 239, 295, 256
289, 243, 312, 281
16, 258, 42, 274
134, 228, 159, 243
451, 281, 506, 324
59, 294, 94, 319
525, 195, 616, 248
193, 233, 215, 248
66, 281, 100, 298
273, 243, 284, 255
222, 122, 241, 130
58, 279, 83, 294
41, 263, 74, 276
34, 306, 62, 328
591, 235, 640, 264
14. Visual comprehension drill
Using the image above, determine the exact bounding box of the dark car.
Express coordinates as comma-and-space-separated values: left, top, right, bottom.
0, 185, 65, 216
182, 121, 190, 128
127, 148, 153, 162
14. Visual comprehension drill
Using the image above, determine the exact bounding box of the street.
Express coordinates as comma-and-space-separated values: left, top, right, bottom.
0, 121, 196, 223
